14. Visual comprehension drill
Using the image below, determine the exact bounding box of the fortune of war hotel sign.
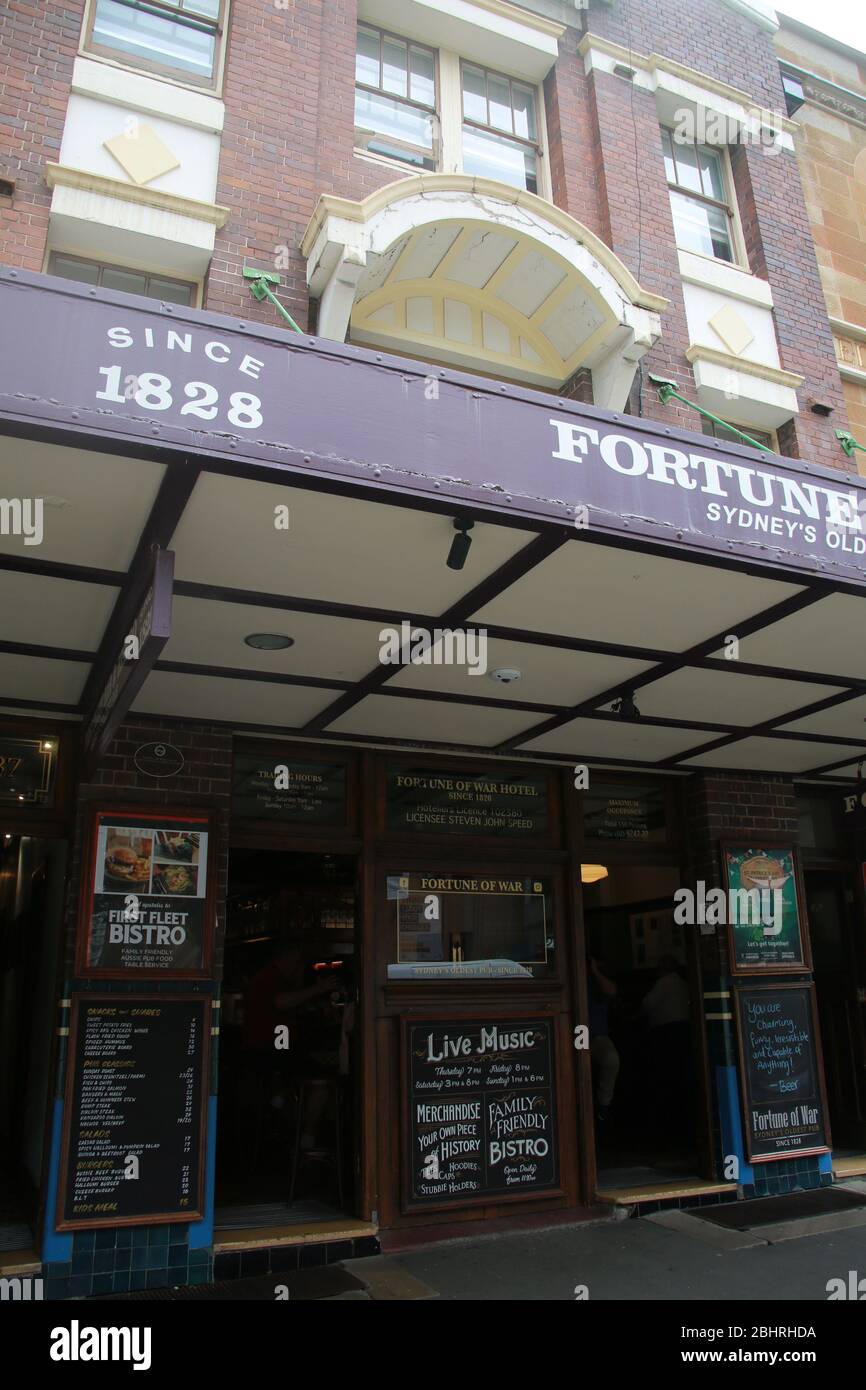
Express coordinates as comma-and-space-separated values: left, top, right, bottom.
1, 269, 865, 586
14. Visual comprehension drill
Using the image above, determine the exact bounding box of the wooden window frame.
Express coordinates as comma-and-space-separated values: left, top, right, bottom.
83, 0, 227, 90
354, 22, 439, 172
48, 251, 198, 306
661, 126, 745, 267
460, 59, 543, 193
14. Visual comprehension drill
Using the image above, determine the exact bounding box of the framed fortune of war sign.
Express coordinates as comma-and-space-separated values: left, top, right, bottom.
76, 806, 216, 978
722, 842, 810, 975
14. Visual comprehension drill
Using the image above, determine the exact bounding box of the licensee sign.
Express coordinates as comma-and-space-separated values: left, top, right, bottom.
403, 1015, 559, 1209
77, 807, 215, 978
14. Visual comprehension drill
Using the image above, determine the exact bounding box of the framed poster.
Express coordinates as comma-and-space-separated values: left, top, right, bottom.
76, 806, 216, 978
401, 1015, 561, 1212
58, 993, 209, 1229
735, 983, 830, 1163
722, 841, 810, 975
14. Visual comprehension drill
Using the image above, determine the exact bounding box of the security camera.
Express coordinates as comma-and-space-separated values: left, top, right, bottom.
491, 668, 522, 684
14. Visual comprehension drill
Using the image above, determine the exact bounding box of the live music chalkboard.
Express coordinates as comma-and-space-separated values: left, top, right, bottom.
404, 1016, 559, 1210
735, 984, 830, 1163
58, 995, 209, 1229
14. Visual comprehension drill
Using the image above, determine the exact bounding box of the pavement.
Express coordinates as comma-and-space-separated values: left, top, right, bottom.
108, 1183, 866, 1301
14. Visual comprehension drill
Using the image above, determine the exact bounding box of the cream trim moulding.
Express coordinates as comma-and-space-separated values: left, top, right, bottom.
45, 164, 230, 227
71, 57, 225, 134
579, 32, 796, 150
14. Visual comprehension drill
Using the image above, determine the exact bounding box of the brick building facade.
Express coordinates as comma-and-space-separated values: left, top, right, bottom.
1, 0, 865, 1300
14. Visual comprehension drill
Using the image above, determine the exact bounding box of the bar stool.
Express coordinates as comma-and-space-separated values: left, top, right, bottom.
288, 1077, 344, 1208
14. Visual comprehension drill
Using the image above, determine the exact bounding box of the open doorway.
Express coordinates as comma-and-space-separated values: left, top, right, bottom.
216, 849, 358, 1231
0, 833, 66, 1254
805, 868, 866, 1156
583, 862, 703, 1191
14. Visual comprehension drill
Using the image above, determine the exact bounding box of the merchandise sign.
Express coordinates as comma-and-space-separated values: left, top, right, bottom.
2, 272, 866, 585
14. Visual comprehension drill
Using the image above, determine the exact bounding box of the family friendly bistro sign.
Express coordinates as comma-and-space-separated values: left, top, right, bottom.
2, 270, 865, 585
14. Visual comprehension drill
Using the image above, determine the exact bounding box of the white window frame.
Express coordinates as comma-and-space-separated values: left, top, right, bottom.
352, 34, 551, 201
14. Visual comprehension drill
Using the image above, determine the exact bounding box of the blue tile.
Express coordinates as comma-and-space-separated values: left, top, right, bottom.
168, 1224, 189, 1241
72, 1253, 94, 1276
93, 1252, 114, 1274
115, 1228, 134, 1248
68, 1275, 92, 1298
128, 1268, 149, 1292
166, 1266, 187, 1287
74, 1232, 95, 1254
133, 1228, 149, 1249
131, 1248, 149, 1271
189, 1248, 211, 1267
114, 1247, 132, 1269
146, 1248, 168, 1269
169, 1244, 187, 1264
112, 1271, 131, 1293
45, 1262, 72, 1279
95, 1230, 116, 1250
188, 1266, 211, 1286
148, 1226, 170, 1247
92, 1274, 114, 1295
46, 1279, 70, 1301
146, 1268, 170, 1290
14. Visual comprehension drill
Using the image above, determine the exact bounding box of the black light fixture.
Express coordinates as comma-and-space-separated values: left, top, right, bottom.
244, 633, 295, 650
781, 71, 805, 118
447, 518, 474, 571
613, 690, 641, 721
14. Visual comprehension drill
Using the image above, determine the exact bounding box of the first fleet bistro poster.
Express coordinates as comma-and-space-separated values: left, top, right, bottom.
79, 810, 213, 977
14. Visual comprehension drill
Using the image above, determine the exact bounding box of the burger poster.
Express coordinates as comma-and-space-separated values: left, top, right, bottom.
723, 843, 809, 974
78, 809, 214, 977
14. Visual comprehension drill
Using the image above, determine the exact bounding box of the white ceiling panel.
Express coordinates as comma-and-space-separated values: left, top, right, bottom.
0, 437, 164, 570
777, 692, 866, 742
387, 637, 652, 705
680, 735, 866, 773
170, 473, 535, 610
132, 670, 342, 726
473, 541, 803, 651
519, 716, 724, 761
163, 598, 386, 681
0, 654, 89, 703
327, 694, 539, 746
0, 571, 118, 650
711, 594, 866, 679
624, 667, 841, 727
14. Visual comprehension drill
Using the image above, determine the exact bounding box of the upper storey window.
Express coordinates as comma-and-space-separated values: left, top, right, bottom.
661, 128, 735, 263
86, 0, 225, 87
354, 24, 437, 171
461, 63, 540, 194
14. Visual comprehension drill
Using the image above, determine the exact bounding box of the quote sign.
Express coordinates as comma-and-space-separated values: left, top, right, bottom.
78, 809, 214, 977
735, 984, 829, 1162
404, 1016, 558, 1209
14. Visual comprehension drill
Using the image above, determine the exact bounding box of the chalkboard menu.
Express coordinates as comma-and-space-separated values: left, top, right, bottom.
404, 1016, 558, 1208
232, 750, 346, 825
735, 984, 830, 1162
58, 994, 208, 1229
386, 766, 549, 837
583, 780, 667, 842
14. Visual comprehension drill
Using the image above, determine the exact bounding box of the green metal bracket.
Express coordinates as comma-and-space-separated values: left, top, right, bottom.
242, 267, 302, 334
647, 374, 774, 454
835, 429, 866, 459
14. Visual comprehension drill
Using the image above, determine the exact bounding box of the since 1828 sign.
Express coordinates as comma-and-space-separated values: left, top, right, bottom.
2, 271, 866, 587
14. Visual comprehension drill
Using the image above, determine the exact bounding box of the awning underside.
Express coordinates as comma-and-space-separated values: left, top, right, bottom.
1, 432, 864, 781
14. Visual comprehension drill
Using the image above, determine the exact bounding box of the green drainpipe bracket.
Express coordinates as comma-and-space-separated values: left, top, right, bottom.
242, 266, 302, 334
835, 429, 866, 459
648, 373, 774, 454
